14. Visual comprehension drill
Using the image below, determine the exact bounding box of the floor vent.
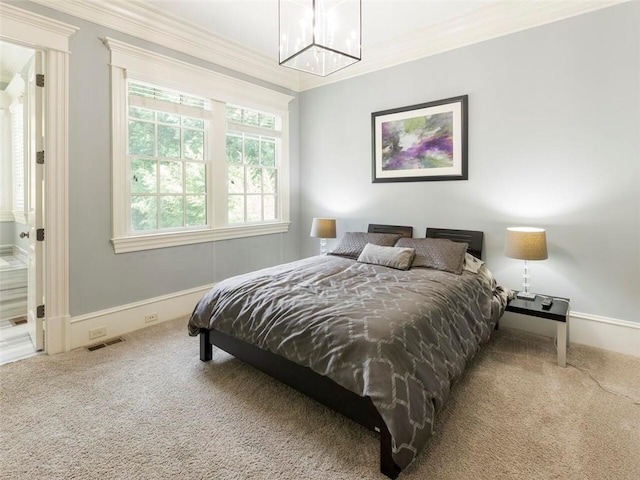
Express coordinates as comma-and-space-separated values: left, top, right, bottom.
86, 337, 124, 351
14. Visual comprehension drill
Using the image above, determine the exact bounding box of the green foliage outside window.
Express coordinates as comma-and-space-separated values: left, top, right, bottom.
225, 130, 278, 224
127, 93, 281, 232
128, 103, 206, 232
224, 104, 280, 224
226, 106, 276, 130
129, 120, 155, 156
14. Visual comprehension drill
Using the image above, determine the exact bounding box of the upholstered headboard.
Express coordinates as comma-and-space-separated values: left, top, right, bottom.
426, 228, 484, 260
368, 224, 413, 238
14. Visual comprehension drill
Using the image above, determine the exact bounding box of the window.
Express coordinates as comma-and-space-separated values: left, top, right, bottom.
107, 39, 293, 253
127, 82, 209, 233
226, 106, 280, 224
10, 101, 25, 222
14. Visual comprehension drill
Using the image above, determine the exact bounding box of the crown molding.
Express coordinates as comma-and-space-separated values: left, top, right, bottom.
27, 0, 301, 91
26, 0, 626, 93
296, 0, 628, 91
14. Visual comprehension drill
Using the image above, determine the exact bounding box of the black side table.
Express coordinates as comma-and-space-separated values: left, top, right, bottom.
505, 292, 571, 367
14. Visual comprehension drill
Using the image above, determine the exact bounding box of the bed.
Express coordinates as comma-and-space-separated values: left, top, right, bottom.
188, 225, 508, 478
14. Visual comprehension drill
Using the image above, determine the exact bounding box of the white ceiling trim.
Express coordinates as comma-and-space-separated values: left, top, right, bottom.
29, 0, 625, 93
296, 0, 627, 91
28, 0, 300, 91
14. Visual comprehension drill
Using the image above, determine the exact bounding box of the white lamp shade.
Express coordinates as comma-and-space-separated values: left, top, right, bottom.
310, 218, 336, 238
505, 227, 548, 260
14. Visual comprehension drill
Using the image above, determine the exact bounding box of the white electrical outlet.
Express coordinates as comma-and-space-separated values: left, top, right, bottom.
89, 326, 107, 340
144, 313, 158, 323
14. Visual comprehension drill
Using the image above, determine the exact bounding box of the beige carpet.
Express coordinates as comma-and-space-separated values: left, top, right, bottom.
1, 317, 638, 480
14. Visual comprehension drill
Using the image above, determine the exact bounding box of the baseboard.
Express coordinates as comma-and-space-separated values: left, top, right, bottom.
501, 310, 639, 358
68, 284, 639, 358
68, 284, 214, 350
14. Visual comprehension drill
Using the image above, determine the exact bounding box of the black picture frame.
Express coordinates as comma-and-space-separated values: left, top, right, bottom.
372, 95, 468, 183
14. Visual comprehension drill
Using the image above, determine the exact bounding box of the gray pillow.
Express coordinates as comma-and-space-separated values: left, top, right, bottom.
330, 232, 401, 259
357, 243, 416, 270
395, 237, 467, 274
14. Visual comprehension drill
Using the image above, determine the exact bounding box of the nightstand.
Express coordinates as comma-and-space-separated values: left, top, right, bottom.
505, 292, 571, 367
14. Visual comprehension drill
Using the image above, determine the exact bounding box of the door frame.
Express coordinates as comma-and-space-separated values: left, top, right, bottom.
1, 4, 78, 354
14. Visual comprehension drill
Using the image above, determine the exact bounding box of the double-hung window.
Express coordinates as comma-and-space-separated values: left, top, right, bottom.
225, 106, 280, 224
127, 82, 209, 233
107, 39, 292, 253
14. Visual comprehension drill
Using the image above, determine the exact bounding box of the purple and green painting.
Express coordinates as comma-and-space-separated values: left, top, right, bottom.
381, 111, 453, 171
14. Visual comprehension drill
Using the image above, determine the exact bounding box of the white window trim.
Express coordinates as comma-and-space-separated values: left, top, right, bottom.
105, 38, 293, 253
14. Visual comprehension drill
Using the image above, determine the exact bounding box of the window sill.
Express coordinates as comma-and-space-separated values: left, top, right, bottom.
111, 221, 291, 253
0, 211, 14, 222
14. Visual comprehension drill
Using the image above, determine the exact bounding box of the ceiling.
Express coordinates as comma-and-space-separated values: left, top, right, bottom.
137, 0, 493, 60
24, 0, 626, 90
135, 0, 626, 89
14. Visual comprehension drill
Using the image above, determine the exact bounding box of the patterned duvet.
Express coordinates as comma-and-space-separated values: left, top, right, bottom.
188, 255, 509, 469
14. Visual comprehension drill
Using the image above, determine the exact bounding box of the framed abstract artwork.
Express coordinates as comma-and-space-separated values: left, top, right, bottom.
371, 95, 468, 182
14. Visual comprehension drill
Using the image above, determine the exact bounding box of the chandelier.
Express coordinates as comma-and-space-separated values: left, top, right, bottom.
278, 0, 362, 77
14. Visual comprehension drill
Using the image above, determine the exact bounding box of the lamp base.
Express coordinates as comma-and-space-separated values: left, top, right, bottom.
516, 291, 537, 301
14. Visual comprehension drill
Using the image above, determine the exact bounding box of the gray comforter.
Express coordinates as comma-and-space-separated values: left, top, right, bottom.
188, 255, 509, 469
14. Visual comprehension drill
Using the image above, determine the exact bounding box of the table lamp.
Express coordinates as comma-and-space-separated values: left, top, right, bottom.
505, 227, 548, 300
310, 218, 336, 255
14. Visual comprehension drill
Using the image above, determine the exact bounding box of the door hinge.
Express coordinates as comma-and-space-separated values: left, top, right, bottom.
36, 151, 45, 164
37, 228, 45, 241
37, 305, 45, 319
36, 74, 45, 87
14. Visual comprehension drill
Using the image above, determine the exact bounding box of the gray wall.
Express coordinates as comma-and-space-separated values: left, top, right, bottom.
299, 2, 640, 323
15, 1, 301, 316
11, 1, 639, 323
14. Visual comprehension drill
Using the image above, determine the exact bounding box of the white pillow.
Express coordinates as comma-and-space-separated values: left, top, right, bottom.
463, 252, 484, 273
357, 243, 415, 270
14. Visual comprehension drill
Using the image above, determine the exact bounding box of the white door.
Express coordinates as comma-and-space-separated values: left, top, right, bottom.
25, 51, 44, 351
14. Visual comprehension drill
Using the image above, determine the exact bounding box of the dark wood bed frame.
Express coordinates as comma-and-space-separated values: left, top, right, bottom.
199, 225, 484, 478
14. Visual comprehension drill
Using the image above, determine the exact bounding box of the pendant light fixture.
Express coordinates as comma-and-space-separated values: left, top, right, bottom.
279, 0, 362, 77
